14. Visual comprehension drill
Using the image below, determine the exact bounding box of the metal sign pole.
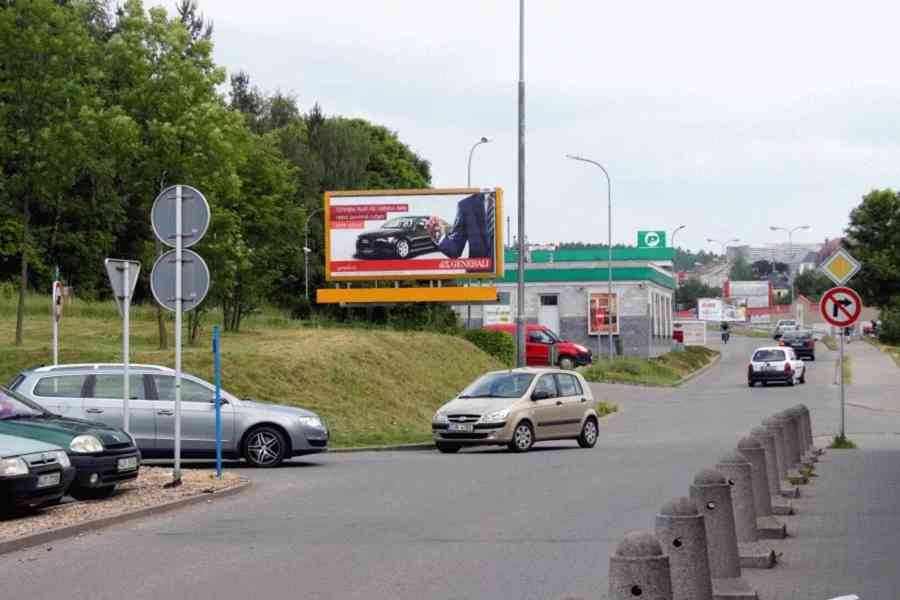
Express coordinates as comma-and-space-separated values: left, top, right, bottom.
51, 268, 60, 365
213, 325, 222, 479
173, 185, 183, 486
123, 261, 131, 434
840, 329, 845, 438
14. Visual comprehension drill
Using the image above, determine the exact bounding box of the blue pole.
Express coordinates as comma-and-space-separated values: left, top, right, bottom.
213, 325, 222, 479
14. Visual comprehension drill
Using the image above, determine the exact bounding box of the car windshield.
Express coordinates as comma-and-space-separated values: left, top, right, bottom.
458, 372, 536, 399
381, 217, 415, 230
0, 386, 49, 419
542, 329, 561, 343
753, 350, 786, 362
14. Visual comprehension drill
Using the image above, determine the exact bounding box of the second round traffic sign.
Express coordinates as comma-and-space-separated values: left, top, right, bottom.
151, 185, 210, 249
150, 249, 211, 312
819, 286, 862, 328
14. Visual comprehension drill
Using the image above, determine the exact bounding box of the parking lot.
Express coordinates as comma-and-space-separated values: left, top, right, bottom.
1, 335, 898, 599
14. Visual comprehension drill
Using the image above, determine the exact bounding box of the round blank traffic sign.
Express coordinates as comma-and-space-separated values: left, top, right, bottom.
151, 185, 210, 248
150, 249, 210, 312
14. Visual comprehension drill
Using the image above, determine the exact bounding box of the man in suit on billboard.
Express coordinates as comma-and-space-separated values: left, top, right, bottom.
426, 192, 495, 266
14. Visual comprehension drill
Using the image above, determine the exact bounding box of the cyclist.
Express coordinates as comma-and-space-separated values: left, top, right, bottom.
720, 320, 731, 344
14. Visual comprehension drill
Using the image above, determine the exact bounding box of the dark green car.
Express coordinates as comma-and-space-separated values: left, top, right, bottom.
0, 386, 140, 500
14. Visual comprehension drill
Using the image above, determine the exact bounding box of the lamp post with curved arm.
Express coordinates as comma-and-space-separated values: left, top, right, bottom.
304, 208, 322, 301
467, 137, 490, 187
566, 154, 614, 361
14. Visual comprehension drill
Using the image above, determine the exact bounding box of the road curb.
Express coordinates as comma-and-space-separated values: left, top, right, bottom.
0, 480, 251, 557
676, 353, 722, 386
330, 443, 435, 453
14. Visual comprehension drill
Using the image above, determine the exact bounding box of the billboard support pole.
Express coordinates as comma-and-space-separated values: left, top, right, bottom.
515, 0, 527, 368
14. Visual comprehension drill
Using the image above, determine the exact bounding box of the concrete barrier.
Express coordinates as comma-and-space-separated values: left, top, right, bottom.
609, 531, 672, 600
793, 403, 819, 461
690, 469, 759, 599
749, 425, 794, 516
786, 406, 815, 469
715, 452, 777, 569
655, 497, 713, 600
737, 437, 787, 539
766, 413, 806, 490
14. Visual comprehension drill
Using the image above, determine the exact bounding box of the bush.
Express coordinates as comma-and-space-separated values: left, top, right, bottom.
879, 304, 900, 345
462, 329, 515, 367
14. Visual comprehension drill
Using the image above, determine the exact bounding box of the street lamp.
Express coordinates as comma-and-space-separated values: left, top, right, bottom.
304, 208, 322, 301
566, 154, 614, 361
467, 137, 490, 187
465, 136, 490, 328
770, 224, 810, 307
706, 237, 740, 257
671, 225, 686, 248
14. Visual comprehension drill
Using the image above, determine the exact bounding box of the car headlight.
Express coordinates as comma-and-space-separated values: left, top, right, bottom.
0, 457, 29, 477
69, 435, 104, 454
433, 412, 449, 425
54, 451, 71, 468
480, 409, 510, 424
298, 416, 324, 430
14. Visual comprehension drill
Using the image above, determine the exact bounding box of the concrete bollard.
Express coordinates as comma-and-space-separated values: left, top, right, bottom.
750, 425, 794, 515
797, 403, 824, 456
690, 469, 759, 599
737, 437, 786, 539
655, 497, 714, 600
787, 406, 814, 468
761, 416, 789, 481
715, 451, 758, 543
773, 411, 808, 485
608, 531, 672, 600
793, 404, 818, 461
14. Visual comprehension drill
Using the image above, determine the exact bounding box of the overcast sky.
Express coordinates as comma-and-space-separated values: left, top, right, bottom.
184, 0, 899, 252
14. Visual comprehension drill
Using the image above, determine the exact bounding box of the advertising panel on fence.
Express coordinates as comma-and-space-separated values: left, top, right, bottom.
483, 304, 512, 326
673, 320, 707, 346
698, 298, 722, 321
324, 188, 503, 281
728, 281, 770, 298
588, 292, 619, 335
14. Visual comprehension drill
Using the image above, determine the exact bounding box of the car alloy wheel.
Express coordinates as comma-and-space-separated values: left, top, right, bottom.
578, 418, 598, 448
245, 427, 286, 467
510, 422, 534, 452
396, 239, 410, 258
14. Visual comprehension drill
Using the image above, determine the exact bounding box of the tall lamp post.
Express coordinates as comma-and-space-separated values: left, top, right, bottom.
515, 0, 526, 368
566, 154, 614, 361
304, 208, 322, 300
670, 225, 685, 289
706, 237, 740, 258
671, 225, 686, 248
466, 137, 491, 328
769, 224, 810, 307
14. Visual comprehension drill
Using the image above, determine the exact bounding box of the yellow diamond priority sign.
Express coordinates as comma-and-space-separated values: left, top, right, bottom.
821, 248, 861, 286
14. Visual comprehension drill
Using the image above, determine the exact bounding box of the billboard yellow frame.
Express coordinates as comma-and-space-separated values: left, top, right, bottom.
317, 286, 499, 305
323, 188, 504, 282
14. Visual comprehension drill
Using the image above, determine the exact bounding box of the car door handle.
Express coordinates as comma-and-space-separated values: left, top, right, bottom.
580, 397, 587, 403
555, 400, 564, 406
85, 408, 103, 414
157, 410, 174, 416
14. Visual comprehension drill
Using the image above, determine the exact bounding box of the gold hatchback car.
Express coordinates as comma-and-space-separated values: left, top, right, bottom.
431, 368, 600, 453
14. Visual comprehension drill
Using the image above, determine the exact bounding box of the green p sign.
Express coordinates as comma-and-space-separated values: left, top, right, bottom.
638, 230, 666, 248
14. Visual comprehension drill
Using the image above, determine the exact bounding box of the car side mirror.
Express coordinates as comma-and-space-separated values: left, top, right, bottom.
531, 390, 550, 401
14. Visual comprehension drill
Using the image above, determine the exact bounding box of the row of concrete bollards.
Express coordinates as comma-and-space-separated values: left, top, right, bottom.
609, 404, 822, 600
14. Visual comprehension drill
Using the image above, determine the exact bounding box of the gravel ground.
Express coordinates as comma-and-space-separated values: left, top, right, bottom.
0, 467, 243, 542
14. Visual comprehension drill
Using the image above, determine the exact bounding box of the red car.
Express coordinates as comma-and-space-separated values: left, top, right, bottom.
484, 323, 593, 370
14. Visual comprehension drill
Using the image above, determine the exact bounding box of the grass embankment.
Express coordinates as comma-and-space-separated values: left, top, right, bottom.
731, 327, 772, 339
0, 294, 505, 447
580, 346, 719, 387
865, 338, 900, 369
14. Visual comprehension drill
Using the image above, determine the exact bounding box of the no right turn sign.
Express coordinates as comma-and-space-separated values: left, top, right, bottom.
819, 287, 862, 328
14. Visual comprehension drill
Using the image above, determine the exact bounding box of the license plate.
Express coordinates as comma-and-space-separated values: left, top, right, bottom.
448, 423, 473, 433
765, 366, 777, 372
37, 472, 60, 488
117, 456, 138, 472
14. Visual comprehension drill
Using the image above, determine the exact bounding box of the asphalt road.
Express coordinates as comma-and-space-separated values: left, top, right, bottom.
2, 335, 898, 600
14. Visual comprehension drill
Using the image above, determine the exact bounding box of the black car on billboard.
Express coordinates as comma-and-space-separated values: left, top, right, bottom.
354, 216, 438, 259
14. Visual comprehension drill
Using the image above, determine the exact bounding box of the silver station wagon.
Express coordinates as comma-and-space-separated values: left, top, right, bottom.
10, 364, 328, 467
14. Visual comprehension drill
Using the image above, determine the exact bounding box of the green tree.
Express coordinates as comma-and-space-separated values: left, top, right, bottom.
728, 255, 754, 281
846, 189, 900, 308
675, 279, 722, 310
793, 269, 832, 300
0, 0, 100, 344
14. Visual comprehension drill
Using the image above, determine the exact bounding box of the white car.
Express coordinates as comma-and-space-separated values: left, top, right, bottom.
747, 346, 806, 387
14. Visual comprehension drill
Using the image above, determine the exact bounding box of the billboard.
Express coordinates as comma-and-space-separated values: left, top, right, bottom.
483, 305, 512, 326
324, 188, 503, 281
698, 298, 746, 322
588, 292, 619, 335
